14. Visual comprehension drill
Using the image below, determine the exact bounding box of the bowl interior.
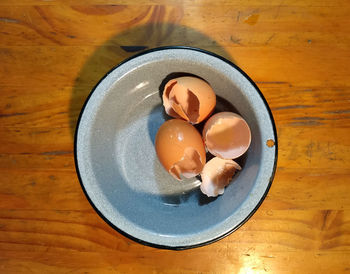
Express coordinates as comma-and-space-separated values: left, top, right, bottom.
76, 48, 277, 248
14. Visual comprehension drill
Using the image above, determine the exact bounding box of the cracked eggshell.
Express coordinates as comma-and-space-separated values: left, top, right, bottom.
200, 157, 241, 197
203, 112, 251, 159
155, 119, 206, 180
162, 76, 216, 124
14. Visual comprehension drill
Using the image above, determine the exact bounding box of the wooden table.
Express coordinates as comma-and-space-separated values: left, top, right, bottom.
1, 0, 349, 273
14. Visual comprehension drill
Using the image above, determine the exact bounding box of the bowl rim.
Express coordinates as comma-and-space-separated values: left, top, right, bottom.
74, 46, 278, 250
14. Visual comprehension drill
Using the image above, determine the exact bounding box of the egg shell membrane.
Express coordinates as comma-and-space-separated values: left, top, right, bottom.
203, 113, 251, 160
200, 157, 241, 197
169, 147, 204, 180
162, 77, 216, 124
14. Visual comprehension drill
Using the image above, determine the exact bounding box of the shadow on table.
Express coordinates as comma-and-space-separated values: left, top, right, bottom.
69, 22, 233, 137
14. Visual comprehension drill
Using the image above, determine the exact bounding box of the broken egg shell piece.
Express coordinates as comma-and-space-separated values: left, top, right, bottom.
162, 79, 181, 119
169, 87, 199, 123
200, 157, 241, 197
169, 147, 203, 180
155, 119, 206, 180
162, 76, 216, 124
203, 112, 251, 160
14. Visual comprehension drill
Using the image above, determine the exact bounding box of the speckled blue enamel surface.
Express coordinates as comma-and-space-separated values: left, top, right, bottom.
75, 47, 277, 249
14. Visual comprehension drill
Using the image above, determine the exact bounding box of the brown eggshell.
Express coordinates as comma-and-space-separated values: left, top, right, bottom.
162, 76, 216, 124
200, 157, 241, 197
155, 119, 206, 180
203, 112, 251, 159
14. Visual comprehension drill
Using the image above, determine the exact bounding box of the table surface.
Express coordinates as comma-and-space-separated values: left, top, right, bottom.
0, 0, 349, 273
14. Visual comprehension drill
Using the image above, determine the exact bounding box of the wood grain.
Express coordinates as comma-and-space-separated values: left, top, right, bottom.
0, 1, 349, 273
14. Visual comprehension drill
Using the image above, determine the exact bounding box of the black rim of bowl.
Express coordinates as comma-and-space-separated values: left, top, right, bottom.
74, 46, 278, 250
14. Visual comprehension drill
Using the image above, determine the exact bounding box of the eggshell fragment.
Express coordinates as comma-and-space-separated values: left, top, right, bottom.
169, 147, 203, 179
162, 77, 216, 124
162, 79, 181, 119
203, 112, 251, 159
155, 119, 206, 180
200, 157, 241, 197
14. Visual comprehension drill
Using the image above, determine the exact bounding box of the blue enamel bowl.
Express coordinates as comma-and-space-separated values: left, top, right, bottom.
74, 47, 277, 249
